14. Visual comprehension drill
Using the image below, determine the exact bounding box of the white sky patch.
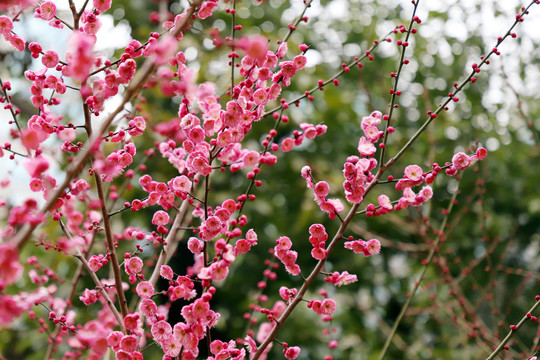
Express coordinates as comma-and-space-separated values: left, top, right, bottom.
94, 14, 132, 53
0, 4, 133, 206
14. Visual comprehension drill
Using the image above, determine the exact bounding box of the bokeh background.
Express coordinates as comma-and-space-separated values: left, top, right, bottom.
1, 0, 540, 359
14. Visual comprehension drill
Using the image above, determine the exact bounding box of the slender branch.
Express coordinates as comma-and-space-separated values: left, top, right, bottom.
77, 0, 90, 18
14, 0, 204, 252
43, 226, 97, 359
485, 298, 540, 360
235, 108, 284, 218
94, 172, 130, 317
146, 174, 201, 288
280, 0, 313, 45
69, 234, 98, 301
500, 57, 539, 143
52, 214, 125, 332
262, 31, 393, 118
67, 0, 80, 30
0, 77, 23, 134
137, 178, 198, 321
230, 0, 237, 89
236, 32, 392, 220
1, 146, 28, 158
203, 173, 210, 267
251, 201, 360, 359
82, 101, 129, 318
378, 0, 420, 167
252, 162, 387, 359
377, 181, 460, 360
74, 251, 127, 333
382, 1, 537, 172
88, 1, 192, 77
249, 13, 423, 358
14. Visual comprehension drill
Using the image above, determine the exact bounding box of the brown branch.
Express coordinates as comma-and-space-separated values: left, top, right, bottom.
14, 0, 204, 252
74, 251, 127, 333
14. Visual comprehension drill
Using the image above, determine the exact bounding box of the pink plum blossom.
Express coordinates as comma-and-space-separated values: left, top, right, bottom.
452, 152, 471, 170
93, 0, 112, 12
136, 281, 154, 299
152, 320, 173, 342
0, 243, 23, 287
38, 1, 56, 21
404, 164, 423, 181
125, 256, 143, 275
66, 31, 95, 83
152, 210, 170, 226
160, 265, 174, 280
0, 16, 13, 34
284, 346, 301, 359
139, 298, 158, 317
41, 50, 59, 68
358, 136, 376, 156
325, 271, 358, 287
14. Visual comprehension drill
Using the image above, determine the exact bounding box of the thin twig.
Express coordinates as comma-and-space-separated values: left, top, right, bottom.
14, 0, 204, 252
376, 180, 460, 360
74, 251, 127, 333
485, 298, 540, 360
378, 0, 420, 167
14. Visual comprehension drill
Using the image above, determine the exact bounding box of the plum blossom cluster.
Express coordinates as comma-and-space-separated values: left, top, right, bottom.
282, 345, 301, 360
197, 238, 235, 283
6, 198, 45, 228
92, 143, 136, 182
301, 167, 344, 219
274, 236, 301, 276
391, 164, 434, 212
107, 331, 143, 360
88, 253, 108, 272
0, 15, 25, 51
342, 155, 377, 204
299, 111, 386, 217
0, 0, 513, 358
279, 286, 298, 303
344, 238, 382, 257
391, 147, 487, 212
447, 147, 488, 175
34, 0, 103, 30
280, 123, 327, 153
338, 111, 488, 216
342, 111, 385, 205
79, 288, 99, 306
24, 67, 67, 110
165, 275, 196, 302
324, 271, 358, 287
198, 207, 233, 241
151, 210, 170, 235
233, 228, 259, 256
189, 224, 258, 285
142, 41, 322, 194
307, 298, 337, 316
0, 243, 23, 289
131, 174, 192, 212
357, 111, 384, 157
147, 288, 221, 358
184, 208, 258, 286
308, 224, 329, 260
125, 256, 145, 283
272, 43, 308, 87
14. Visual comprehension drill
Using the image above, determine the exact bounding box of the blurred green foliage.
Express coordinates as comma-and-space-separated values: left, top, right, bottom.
2, 0, 540, 359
